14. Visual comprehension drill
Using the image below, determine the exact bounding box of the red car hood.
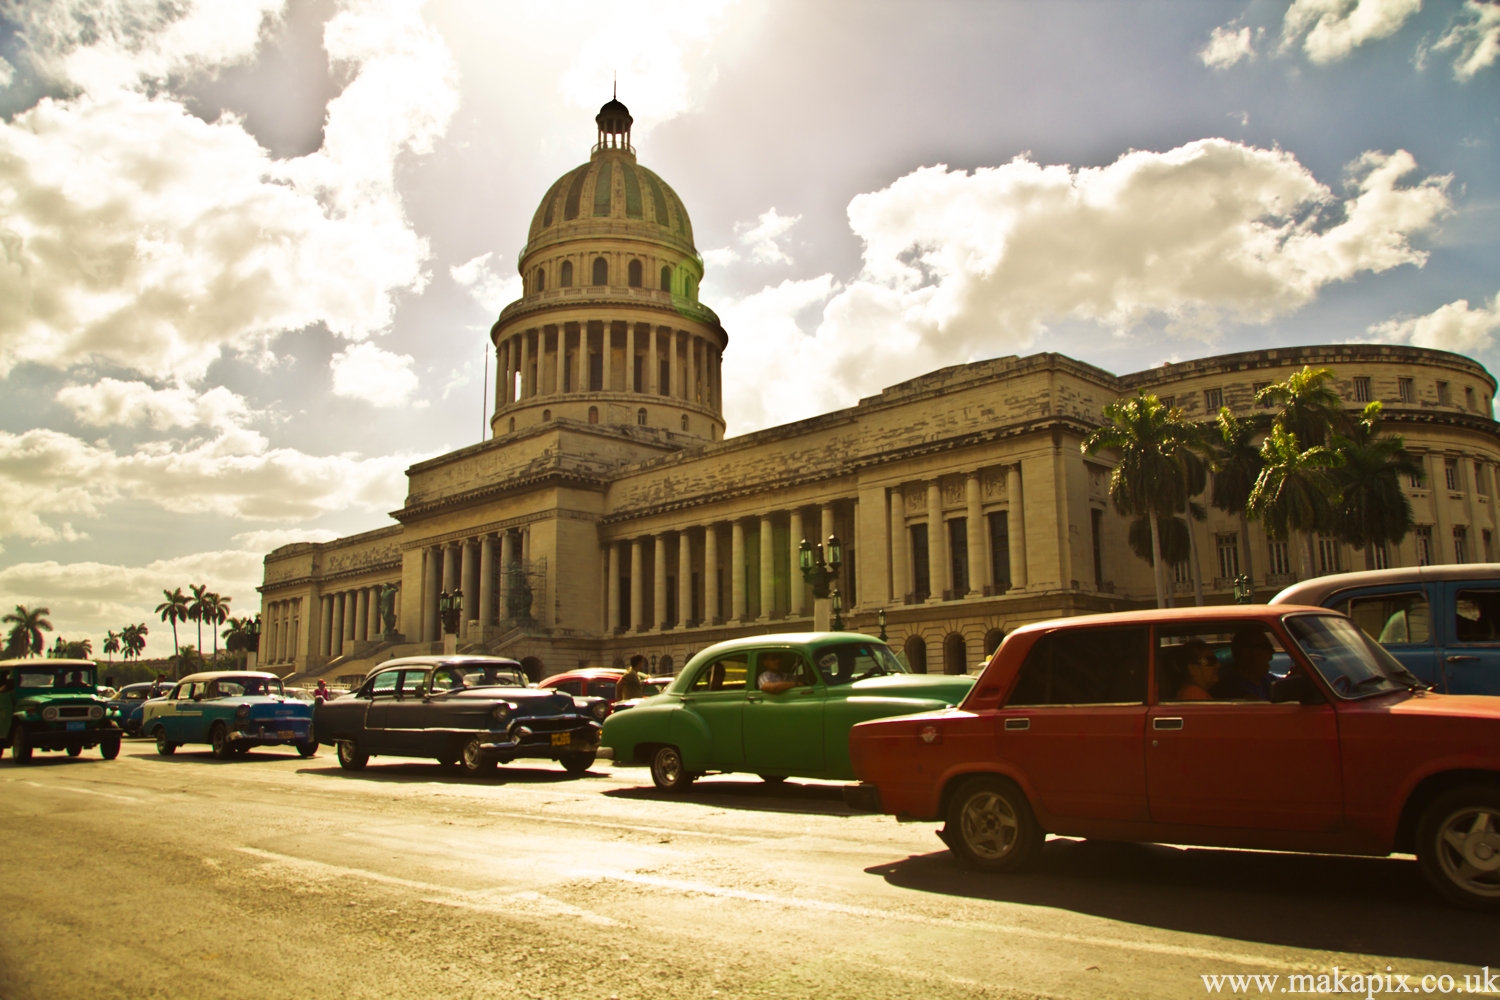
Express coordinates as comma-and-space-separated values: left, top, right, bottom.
1385, 692, 1500, 719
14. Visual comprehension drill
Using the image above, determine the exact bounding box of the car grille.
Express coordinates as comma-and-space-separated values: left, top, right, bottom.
514, 716, 584, 734
57, 707, 91, 719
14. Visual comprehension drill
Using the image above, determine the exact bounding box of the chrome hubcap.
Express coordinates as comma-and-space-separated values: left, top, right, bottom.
464, 740, 481, 768
1437, 807, 1500, 897
657, 751, 681, 784
960, 791, 1020, 861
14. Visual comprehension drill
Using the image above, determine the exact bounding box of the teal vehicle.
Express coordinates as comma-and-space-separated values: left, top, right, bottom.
599, 633, 976, 789
140, 671, 316, 759
0, 659, 121, 762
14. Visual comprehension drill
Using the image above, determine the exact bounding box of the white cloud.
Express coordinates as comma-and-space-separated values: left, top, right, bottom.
441, 360, 472, 401
701, 207, 802, 272
450, 252, 522, 313
1280, 0, 1422, 64
231, 527, 339, 551
1201, 25, 1256, 69
0, 55, 14, 89
1368, 291, 1500, 352
718, 141, 1451, 436
56, 378, 255, 434
330, 341, 420, 407
0, 0, 458, 382
1432, 1, 1500, 80
701, 246, 739, 269
0, 549, 269, 659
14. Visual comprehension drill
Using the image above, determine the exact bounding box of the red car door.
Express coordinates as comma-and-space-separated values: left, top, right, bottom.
1146, 621, 1342, 832
995, 625, 1150, 823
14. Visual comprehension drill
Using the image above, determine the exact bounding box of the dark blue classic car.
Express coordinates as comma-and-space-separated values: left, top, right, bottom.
140, 671, 316, 759
106, 682, 168, 736
315, 656, 608, 776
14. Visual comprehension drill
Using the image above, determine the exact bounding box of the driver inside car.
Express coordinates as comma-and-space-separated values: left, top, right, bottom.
1210, 627, 1276, 701
757, 652, 808, 694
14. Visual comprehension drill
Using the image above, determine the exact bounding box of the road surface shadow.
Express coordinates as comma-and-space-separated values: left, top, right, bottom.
294, 760, 604, 784
604, 776, 858, 817
867, 838, 1500, 965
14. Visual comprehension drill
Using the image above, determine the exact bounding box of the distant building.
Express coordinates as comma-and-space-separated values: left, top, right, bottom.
258, 99, 1500, 682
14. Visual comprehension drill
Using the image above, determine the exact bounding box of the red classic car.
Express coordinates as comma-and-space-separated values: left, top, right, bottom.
847, 605, 1500, 910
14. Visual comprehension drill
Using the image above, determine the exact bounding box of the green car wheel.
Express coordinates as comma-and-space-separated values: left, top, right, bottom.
100, 736, 120, 760
154, 727, 177, 756
210, 723, 235, 760
11, 726, 32, 764
650, 746, 694, 791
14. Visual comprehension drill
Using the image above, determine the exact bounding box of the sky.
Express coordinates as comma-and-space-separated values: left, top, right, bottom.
0, 0, 1496, 657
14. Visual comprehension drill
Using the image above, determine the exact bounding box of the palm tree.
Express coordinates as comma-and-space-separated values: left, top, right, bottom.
67, 638, 93, 659
1247, 426, 1343, 577
187, 584, 209, 654
1330, 401, 1425, 564
202, 592, 231, 660
223, 616, 256, 667
103, 630, 121, 663
3, 605, 53, 659
1210, 407, 1272, 599
1083, 392, 1199, 608
1256, 366, 1346, 448
155, 588, 189, 655
120, 623, 148, 662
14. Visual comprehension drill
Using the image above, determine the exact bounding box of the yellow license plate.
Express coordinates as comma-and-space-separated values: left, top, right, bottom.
550, 733, 570, 746
278, 731, 295, 739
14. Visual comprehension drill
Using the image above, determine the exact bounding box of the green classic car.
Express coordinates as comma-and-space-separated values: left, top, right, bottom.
0, 659, 122, 763
599, 633, 976, 789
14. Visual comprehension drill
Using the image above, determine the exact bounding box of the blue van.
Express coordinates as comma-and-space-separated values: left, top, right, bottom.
1271, 565, 1500, 694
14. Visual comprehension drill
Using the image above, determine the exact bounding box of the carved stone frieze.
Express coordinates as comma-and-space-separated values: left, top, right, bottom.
981, 467, 1007, 500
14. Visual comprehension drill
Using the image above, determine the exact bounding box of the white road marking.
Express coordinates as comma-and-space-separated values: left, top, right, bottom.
22, 781, 139, 803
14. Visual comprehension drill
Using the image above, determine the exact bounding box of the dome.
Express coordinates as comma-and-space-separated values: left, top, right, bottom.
526, 151, 695, 248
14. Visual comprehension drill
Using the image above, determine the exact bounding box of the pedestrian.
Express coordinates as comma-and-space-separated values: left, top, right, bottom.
313, 679, 331, 704
616, 655, 646, 701
150, 673, 168, 697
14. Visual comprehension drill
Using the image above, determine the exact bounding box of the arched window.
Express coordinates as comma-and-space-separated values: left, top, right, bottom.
588, 406, 599, 424
592, 257, 608, 286
627, 260, 642, 287
535, 267, 545, 292
660, 265, 672, 291
508, 417, 515, 433
657, 654, 673, 674
943, 633, 967, 675
983, 628, 1006, 659
542, 409, 551, 421
560, 260, 573, 287
904, 635, 927, 674
636, 408, 648, 426
680, 414, 689, 431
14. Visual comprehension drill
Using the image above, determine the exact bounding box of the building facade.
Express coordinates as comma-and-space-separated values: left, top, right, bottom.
258, 101, 1500, 684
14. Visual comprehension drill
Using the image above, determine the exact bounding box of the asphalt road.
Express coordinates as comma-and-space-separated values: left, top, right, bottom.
1, 741, 1496, 1000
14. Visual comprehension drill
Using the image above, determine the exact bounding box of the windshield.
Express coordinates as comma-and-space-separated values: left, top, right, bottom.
814, 642, 909, 687
18, 666, 95, 690
430, 662, 528, 692
1283, 614, 1421, 699
210, 676, 284, 698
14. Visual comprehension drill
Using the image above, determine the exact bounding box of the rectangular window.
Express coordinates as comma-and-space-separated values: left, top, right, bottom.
1203, 387, 1223, 412
1399, 377, 1415, 403
910, 523, 930, 601
689, 654, 747, 691
948, 519, 969, 596
1415, 525, 1433, 566
846, 548, 857, 605
1172, 559, 1192, 585
589, 352, 603, 392
1091, 509, 1103, 588
1438, 381, 1451, 405
1158, 395, 1175, 410
1454, 525, 1469, 565
1446, 458, 1460, 492
989, 511, 1011, 590
1267, 539, 1292, 576
1253, 382, 1272, 407
1455, 590, 1500, 642
620, 575, 631, 627
1006, 626, 1149, 706
1485, 529, 1494, 562
633, 354, 643, 392
1317, 534, 1341, 575
1216, 533, 1240, 580
659, 358, 670, 395
1475, 461, 1488, 496
1156, 623, 1287, 702
1369, 543, 1391, 570
1337, 592, 1431, 646
665, 576, 677, 626
1466, 386, 1477, 411
1353, 376, 1371, 403
691, 571, 700, 622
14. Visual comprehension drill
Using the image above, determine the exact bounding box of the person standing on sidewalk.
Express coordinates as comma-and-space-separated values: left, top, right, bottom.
617, 655, 646, 701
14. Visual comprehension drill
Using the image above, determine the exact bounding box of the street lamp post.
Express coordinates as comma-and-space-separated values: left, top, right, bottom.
244, 615, 261, 671
798, 534, 843, 631
439, 589, 463, 653
877, 608, 887, 642
1233, 574, 1253, 605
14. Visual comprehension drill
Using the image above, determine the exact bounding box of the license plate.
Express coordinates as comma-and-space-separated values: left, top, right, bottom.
66, 721, 85, 731
278, 730, 295, 739
550, 733, 570, 746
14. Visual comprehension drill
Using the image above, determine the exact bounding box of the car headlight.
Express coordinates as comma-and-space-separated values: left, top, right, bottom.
491, 704, 511, 724
235, 705, 250, 719
42, 707, 58, 721
89, 705, 104, 720
591, 700, 609, 720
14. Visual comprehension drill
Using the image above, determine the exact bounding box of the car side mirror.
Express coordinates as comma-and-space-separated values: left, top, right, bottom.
1270, 673, 1325, 706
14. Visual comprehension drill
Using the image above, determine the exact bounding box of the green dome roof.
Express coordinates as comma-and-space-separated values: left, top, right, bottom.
527, 150, 695, 249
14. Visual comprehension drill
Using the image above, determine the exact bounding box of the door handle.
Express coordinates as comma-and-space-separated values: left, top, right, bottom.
1153, 717, 1184, 730
1004, 718, 1030, 731
679, 696, 694, 704
1446, 655, 1479, 663
746, 695, 764, 703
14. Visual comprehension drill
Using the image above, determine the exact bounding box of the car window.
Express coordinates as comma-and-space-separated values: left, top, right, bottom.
399, 670, 428, 697
754, 650, 814, 689
368, 672, 399, 698
431, 668, 458, 693
689, 655, 748, 691
592, 680, 617, 699
122, 688, 147, 701
1006, 626, 1148, 706
1454, 590, 1500, 643
180, 683, 202, 701
1284, 613, 1416, 698
553, 680, 584, 696
814, 642, 907, 686
1155, 623, 1289, 703
1337, 591, 1432, 646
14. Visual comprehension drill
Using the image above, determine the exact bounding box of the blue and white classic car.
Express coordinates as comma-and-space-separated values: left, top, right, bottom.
140, 671, 316, 759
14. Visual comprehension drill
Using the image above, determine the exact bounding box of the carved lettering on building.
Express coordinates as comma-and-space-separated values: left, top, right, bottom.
326, 543, 402, 573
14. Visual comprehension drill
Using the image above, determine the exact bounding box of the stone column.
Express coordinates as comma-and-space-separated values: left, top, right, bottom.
1007, 465, 1028, 589
519, 330, 530, 400
461, 539, 478, 638
479, 535, 495, 628
607, 542, 621, 631
354, 588, 369, 643
688, 335, 699, 404
678, 529, 692, 626
625, 323, 635, 392
705, 524, 720, 623
499, 531, 516, 621
891, 487, 909, 602
553, 328, 564, 395
575, 326, 585, 395
759, 514, 775, 621
789, 508, 804, 616
927, 481, 945, 601
821, 504, 835, 549
601, 322, 613, 393
319, 594, 333, 656
648, 328, 659, 395
653, 534, 669, 629
630, 539, 645, 630
495, 340, 506, 411
668, 330, 680, 400
731, 520, 747, 621
443, 542, 460, 592
424, 546, 440, 642
966, 473, 984, 597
